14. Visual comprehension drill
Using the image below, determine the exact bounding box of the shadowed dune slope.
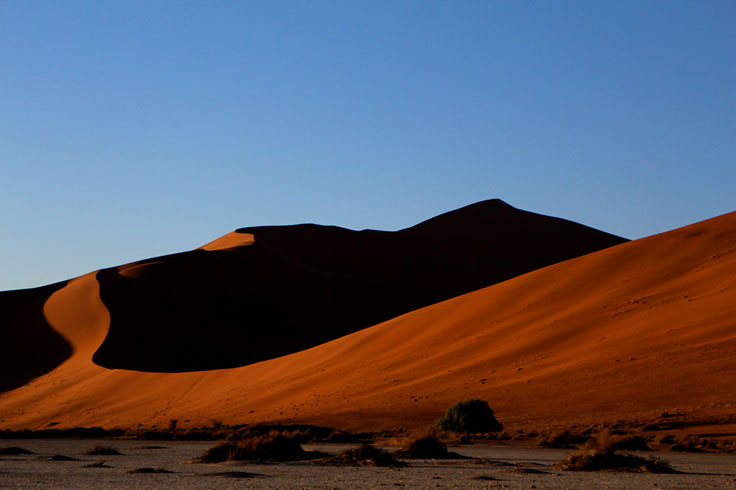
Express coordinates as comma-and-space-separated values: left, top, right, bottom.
91, 199, 626, 372
0, 282, 72, 392
0, 211, 732, 432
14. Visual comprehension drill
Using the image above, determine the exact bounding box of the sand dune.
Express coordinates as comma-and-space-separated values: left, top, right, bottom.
0, 209, 733, 433
90, 199, 626, 372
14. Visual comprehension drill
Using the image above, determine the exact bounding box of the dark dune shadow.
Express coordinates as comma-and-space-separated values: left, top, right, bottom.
93, 246, 414, 372
92, 199, 627, 372
0, 281, 72, 392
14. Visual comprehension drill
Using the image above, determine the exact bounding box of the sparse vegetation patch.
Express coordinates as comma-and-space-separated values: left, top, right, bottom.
589, 429, 650, 451
558, 449, 676, 473
83, 445, 122, 455
226, 424, 369, 444
558, 431, 675, 473
327, 444, 405, 467
393, 432, 467, 459
196, 432, 325, 463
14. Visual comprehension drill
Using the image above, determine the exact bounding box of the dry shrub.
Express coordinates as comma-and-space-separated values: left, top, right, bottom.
588, 430, 650, 452
330, 444, 405, 467
173, 429, 211, 441
83, 445, 122, 456
393, 429, 467, 459
537, 430, 588, 448
196, 432, 323, 463
281, 429, 313, 443
224, 424, 364, 443
558, 449, 675, 473
394, 435, 450, 459
669, 435, 704, 453
558, 430, 675, 473
324, 429, 358, 443
197, 442, 237, 463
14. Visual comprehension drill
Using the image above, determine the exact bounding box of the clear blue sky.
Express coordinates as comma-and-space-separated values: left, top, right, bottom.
1, 1, 734, 291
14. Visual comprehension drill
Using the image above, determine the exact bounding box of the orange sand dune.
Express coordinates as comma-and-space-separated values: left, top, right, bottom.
0, 211, 733, 433
90, 199, 626, 372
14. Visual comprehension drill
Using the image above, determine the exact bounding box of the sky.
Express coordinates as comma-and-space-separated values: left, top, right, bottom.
1, 1, 734, 291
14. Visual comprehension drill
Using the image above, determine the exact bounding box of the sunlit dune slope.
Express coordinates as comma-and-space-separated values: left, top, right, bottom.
0, 211, 733, 433
92, 199, 626, 372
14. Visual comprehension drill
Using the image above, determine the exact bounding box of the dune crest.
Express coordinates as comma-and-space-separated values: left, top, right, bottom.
0, 211, 733, 433
198, 231, 255, 251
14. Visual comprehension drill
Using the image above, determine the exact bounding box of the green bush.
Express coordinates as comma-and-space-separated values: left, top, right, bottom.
436, 399, 503, 436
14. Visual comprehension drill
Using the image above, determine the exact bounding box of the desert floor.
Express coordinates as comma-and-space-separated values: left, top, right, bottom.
0, 439, 733, 490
